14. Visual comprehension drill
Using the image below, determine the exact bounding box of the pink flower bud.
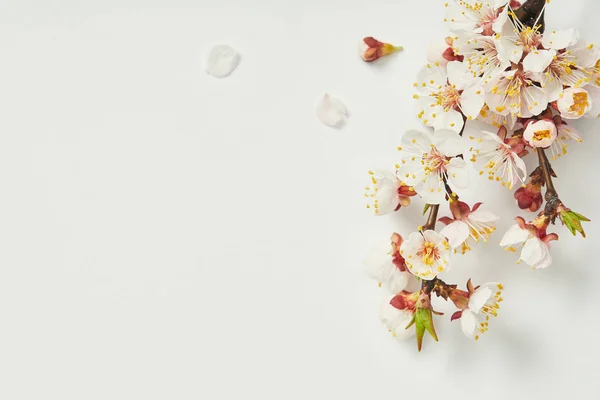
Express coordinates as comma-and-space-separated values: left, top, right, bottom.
359, 37, 403, 62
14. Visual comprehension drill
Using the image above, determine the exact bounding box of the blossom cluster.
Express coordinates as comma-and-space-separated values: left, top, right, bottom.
361, 0, 596, 351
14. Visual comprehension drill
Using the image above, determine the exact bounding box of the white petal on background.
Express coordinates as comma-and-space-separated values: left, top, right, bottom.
541, 29, 579, 50
316, 94, 349, 128
446, 157, 470, 189
460, 310, 477, 338
432, 129, 466, 157
523, 50, 554, 73
441, 220, 470, 248
205, 45, 241, 78
500, 224, 529, 246
469, 209, 499, 223
468, 286, 493, 314
520, 238, 547, 268
433, 108, 464, 132
459, 86, 485, 120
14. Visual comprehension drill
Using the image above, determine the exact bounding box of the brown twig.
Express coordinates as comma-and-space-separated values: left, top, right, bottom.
515, 0, 546, 32
537, 148, 561, 217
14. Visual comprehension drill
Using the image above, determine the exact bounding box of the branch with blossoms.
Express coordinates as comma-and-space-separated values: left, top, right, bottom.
361, 0, 598, 351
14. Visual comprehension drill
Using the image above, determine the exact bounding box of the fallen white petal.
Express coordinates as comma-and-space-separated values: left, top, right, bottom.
316, 94, 348, 128
205, 45, 240, 78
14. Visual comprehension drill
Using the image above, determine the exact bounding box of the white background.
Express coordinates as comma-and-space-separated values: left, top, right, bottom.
0, 0, 599, 399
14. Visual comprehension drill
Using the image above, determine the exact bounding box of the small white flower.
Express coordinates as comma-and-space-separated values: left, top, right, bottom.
477, 104, 518, 130
397, 129, 469, 204
485, 68, 547, 118
444, 0, 509, 36
523, 119, 557, 148
400, 230, 451, 280
535, 34, 596, 101
453, 33, 513, 85
364, 170, 413, 215
460, 283, 503, 340
500, 221, 554, 269
466, 127, 527, 189
498, 24, 556, 74
316, 94, 349, 128
380, 297, 415, 341
205, 45, 240, 78
556, 87, 594, 119
414, 61, 485, 132
364, 234, 413, 294
440, 201, 498, 252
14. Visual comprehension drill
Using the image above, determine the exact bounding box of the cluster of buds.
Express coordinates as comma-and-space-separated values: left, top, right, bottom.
361, 0, 596, 352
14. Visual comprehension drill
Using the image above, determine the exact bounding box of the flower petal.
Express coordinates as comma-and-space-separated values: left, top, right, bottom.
519, 237, 547, 267
364, 240, 395, 282
500, 224, 529, 246
433, 108, 465, 132
460, 309, 477, 338
401, 130, 433, 154
440, 220, 470, 248
415, 174, 446, 205
541, 29, 579, 50
523, 50, 554, 73
432, 129, 466, 156
459, 86, 485, 120
205, 45, 241, 78
468, 209, 499, 223
446, 157, 470, 189
468, 286, 493, 314
316, 94, 348, 128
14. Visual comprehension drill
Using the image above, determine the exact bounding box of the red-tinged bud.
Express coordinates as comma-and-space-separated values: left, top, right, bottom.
390, 233, 408, 272
390, 290, 419, 312
515, 185, 543, 212
510, 0, 522, 9
359, 37, 403, 62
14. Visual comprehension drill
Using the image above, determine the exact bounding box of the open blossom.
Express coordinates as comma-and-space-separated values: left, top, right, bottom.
365, 233, 415, 293
400, 230, 451, 280
556, 87, 595, 119
477, 104, 518, 129
453, 33, 515, 85
359, 37, 403, 62
380, 292, 417, 341
485, 67, 547, 117
500, 216, 558, 269
498, 23, 555, 74
365, 170, 416, 215
396, 130, 469, 204
451, 281, 504, 340
414, 61, 485, 132
535, 33, 597, 101
523, 119, 557, 148
439, 200, 498, 253
548, 115, 582, 160
444, 0, 509, 36
466, 125, 527, 189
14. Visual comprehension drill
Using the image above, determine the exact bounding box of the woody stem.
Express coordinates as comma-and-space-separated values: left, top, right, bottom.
422, 204, 439, 231
537, 148, 561, 216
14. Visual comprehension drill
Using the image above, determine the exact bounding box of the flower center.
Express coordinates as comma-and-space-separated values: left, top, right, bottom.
518, 27, 542, 52
423, 148, 448, 175
475, 6, 500, 36
417, 241, 440, 266
595, 59, 600, 86
533, 129, 551, 141
569, 92, 589, 116
436, 84, 461, 111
